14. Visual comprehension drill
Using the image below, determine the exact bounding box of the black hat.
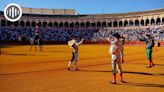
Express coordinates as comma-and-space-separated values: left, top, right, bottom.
112, 33, 121, 39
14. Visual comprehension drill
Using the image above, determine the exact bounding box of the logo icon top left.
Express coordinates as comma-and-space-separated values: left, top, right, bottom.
4, 3, 22, 22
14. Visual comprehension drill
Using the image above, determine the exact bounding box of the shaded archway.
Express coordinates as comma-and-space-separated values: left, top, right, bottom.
48, 22, 53, 27
124, 21, 128, 27
129, 21, 133, 26
75, 22, 79, 28
113, 21, 118, 27
135, 20, 139, 26
32, 21, 36, 27
14, 21, 19, 27
80, 22, 85, 28
145, 19, 149, 26
7, 21, 13, 26
1, 20, 6, 26
156, 18, 161, 25
64, 22, 69, 28
59, 22, 63, 28
102, 22, 106, 27
162, 17, 164, 24
20, 21, 25, 27
151, 19, 155, 25
119, 21, 123, 27
70, 22, 74, 28
91, 22, 96, 27
97, 22, 101, 28
43, 22, 48, 28
141, 20, 144, 26
108, 22, 112, 27
37, 22, 41, 27
54, 22, 58, 28
86, 22, 90, 28
26, 21, 30, 27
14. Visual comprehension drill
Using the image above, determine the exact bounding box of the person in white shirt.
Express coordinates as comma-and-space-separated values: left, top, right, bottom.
67, 36, 84, 71
108, 33, 125, 84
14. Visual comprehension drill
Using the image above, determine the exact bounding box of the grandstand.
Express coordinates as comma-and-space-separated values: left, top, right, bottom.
0, 7, 164, 45
1, 6, 164, 92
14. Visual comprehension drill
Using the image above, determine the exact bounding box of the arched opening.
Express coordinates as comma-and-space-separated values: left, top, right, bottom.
86, 22, 90, 28
48, 22, 53, 27
70, 22, 74, 28
129, 21, 133, 26
156, 18, 161, 25
14, 21, 19, 27
119, 21, 123, 27
26, 21, 30, 27
1, 20, 6, 26
162, 17, 164, 24
32, 21, 36, 27
37, 22, 41, 27
135, 20, 139, 26
43, 22, 47, 28
91, 22, 96, 27
141, 20, 144, 26
145, 19, 149, 26
7, 21, 13, 26
124, 21, 128, 27
113, 21, 118, 27
20, 21, 25, 27
75, 22, 79, 28
97, 22, 101, 28
151, 19, 155, 25
108, 22, 112, 27
102, 22, 106, 27
59, 22, 63, 28
54, 22, 58, 28
64, 22, 69, 28
80, 22, 85, 28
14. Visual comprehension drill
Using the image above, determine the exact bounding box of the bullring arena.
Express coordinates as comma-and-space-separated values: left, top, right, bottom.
0, 7, 164, 92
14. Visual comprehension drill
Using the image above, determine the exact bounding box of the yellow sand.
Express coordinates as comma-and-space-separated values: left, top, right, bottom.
0, 45, 164, 92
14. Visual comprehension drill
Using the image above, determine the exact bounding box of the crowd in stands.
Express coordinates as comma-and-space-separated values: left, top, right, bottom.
0, 25, 164, 43
93, 26, 164, 42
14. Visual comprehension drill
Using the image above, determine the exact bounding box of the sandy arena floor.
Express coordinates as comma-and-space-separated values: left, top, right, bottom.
0, 45, 164, 92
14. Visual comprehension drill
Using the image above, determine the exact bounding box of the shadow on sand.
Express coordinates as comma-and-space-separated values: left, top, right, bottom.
117, 82, 164, 88
78, 69, 164, 76
48, 51, 70, 53
2, 53, 48, 56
